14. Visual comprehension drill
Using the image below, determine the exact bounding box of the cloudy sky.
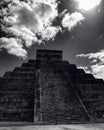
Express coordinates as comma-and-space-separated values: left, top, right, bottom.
0, 0, 104, 79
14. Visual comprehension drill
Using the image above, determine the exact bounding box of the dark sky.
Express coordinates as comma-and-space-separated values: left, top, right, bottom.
0, 0, 104, 79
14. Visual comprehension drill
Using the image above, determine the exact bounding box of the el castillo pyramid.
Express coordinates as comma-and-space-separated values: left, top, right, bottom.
0, 49, 104, 124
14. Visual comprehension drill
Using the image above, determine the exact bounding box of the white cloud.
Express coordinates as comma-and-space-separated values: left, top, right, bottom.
91, 64, 104, 79
0, 0, 59, 58
77, 50, 104, 79
77, 66, 91, 74
0, 37, 27, 59
75, 0, 102, 11
0, 0, 88, 59
4, 0, 59, 33
40, 26, 61, 41
4, 26, 39, 47
62, 12, 85, 31
77, 50, 104, 64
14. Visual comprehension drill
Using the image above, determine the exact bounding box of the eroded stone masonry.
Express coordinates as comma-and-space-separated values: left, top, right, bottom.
0, 49, 104, 124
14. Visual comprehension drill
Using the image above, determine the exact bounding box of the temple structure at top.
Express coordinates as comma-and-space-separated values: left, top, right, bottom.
0, 49, 104, 124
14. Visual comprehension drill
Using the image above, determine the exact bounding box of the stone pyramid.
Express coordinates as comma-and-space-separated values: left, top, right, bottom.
0, 49, 104, 124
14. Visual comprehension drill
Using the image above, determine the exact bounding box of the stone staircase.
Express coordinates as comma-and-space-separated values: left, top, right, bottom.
38, 60, 90, 124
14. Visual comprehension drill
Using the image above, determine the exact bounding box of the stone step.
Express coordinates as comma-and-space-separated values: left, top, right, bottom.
4, 72, 35, 77
13, 67, 36, 72
76, 79, 104, 84
21, 63, 35, 67
2, 77, 35, 81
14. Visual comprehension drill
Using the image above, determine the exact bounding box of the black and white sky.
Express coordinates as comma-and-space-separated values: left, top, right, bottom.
0, 0, 104, 79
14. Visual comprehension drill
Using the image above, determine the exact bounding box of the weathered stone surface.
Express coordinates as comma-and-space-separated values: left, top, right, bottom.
36, 50, 63, 61
0, 49, 104, 124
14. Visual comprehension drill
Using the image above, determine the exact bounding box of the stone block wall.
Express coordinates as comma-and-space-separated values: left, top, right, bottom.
0, 60, 36, 122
